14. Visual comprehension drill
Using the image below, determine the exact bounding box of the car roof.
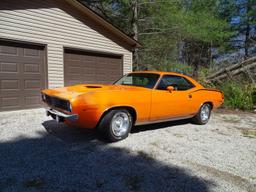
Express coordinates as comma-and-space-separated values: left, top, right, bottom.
129, 70, 203, 88
130, 70, 188, 77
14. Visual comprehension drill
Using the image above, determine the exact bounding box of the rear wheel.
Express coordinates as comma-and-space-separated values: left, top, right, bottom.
98, 109, 133, 142
192, 103, 212, 125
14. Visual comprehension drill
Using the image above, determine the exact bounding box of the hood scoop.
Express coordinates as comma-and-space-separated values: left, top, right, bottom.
85, 85, 102, 88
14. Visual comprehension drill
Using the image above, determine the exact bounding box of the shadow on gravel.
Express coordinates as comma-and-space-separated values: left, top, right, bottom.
0, 120, 214, 192
132, 119, 191, 133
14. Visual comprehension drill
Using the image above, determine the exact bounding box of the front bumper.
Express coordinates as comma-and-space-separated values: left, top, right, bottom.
46, 108, 78, 122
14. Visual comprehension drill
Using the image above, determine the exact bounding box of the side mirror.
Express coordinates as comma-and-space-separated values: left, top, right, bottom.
167, 86, 175, 92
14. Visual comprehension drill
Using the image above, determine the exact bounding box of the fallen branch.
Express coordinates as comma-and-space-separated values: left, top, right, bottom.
208, 57, 256, 80
207, 62, 256, 83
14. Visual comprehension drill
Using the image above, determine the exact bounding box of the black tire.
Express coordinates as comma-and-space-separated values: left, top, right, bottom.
192, 103, 212, 125
97, 109, 133, 142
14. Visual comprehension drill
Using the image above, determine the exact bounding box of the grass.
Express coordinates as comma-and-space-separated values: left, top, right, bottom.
221, 116, 241, 123
241, 129, 256, 138
173, 133, 184, 138
249, 176, 256, 180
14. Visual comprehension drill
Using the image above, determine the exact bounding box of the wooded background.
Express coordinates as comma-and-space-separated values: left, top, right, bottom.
81, 0, 256, 110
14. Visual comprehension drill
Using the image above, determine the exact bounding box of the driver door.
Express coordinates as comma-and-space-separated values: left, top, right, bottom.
150, 75, 196, 121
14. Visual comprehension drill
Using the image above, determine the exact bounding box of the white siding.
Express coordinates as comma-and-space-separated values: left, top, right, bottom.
0, 0, 133, 88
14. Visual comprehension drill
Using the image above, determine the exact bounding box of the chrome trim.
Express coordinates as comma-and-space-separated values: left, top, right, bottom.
153, 74, 163, 90
153, 74, 196, 91
46, 108, 78, 122
200, 104, 210, 122
111, 112, 130, 137
135, 114, 194, 126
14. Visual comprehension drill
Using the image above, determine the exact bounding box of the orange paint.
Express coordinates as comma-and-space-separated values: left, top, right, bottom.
42, 71, 224, 128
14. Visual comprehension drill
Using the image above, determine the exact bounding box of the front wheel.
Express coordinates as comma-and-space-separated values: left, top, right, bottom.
98, 109, 133, 142
192, 103, 212, 125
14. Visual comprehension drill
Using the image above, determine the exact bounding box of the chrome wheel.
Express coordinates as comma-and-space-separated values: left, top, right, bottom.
111, 112, 130, 137
200, 104, 211, 122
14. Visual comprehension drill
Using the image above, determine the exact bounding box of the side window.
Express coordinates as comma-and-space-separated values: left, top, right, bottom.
157, 75, 195, 91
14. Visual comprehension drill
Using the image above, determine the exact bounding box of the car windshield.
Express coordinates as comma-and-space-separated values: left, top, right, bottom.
114, 73, 160, 89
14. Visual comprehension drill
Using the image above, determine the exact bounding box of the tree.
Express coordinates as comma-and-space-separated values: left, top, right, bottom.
219, 0, 256, 60
162, 0, 233, 77
81, 0, 232, 78
240, 0, 256, 59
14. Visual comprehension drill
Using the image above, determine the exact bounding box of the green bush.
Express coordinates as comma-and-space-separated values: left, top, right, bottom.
252, 88, 256, 104
218, 82, 255, 110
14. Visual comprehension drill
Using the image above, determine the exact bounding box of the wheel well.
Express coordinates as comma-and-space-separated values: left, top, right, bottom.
99, 106, 137, 126
204, 102, 213, 109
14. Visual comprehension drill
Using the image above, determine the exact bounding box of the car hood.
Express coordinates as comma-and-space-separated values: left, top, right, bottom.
42, 84, 149, 100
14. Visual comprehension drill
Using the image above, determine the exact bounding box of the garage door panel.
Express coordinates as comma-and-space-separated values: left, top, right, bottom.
69, 73, 95, 79
82, 61, 95, 67
82, 55, 95, 60
83, 63, 96, 69
0, 45, 18, 56
0, 56, 21, 64
23, 48, 41, 58
67, 59, 81, 66
23, 63, 41, 74
24, 95, 41, 106
24, 80, 42, 90
14, 58, 44, 65
68, 80, 85, 85
109, 73, 121, 79
83, 68, 95, 75
107, 64, 119, 70
0, 62, 19, 73
0, 79, 20, 90
0, 96, 21, 109
64, 49, 123, 86
67, 66, 82, 74
0, 41, 46, 111
65, 53, 81, 61
96, 60, 108, 68
1, 95, 42, 110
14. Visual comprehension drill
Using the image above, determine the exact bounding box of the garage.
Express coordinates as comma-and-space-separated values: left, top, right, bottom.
0, 0, 140, 112
64, 49, 123, 86
0, 40, 46, 111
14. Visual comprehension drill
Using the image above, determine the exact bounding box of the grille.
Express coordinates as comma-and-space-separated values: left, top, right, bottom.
43, 94, 71, 112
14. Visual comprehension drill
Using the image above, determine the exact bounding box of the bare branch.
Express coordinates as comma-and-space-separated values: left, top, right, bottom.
138, 1, 171, 6
139, 32, 169, 35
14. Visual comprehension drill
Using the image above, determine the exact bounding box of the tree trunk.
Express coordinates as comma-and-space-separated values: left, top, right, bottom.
244, 0, 250, 61
132, 0, 139, 70
192, 62, 199, 79
244, 23, 250, 60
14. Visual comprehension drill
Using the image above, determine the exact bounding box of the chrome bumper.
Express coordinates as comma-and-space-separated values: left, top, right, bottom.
46, 108, 78, 122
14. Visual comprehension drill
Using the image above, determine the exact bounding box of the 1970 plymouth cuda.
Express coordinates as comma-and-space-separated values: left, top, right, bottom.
41, 71, 224, 141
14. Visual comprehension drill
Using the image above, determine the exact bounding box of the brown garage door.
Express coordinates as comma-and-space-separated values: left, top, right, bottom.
0, 40, 46, 111
64, 49, 123, 86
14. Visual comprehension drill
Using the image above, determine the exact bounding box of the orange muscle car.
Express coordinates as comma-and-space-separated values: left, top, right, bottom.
41, 71, 224, 141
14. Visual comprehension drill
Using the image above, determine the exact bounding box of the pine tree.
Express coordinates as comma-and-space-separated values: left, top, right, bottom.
81, 0, 233, 77
219, 0, 256, 60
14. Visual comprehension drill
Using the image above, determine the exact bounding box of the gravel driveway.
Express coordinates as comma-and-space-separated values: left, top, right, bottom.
0, 108, 256, 192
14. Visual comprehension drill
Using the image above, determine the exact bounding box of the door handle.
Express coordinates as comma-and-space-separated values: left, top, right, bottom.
188, 94, 192, 98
